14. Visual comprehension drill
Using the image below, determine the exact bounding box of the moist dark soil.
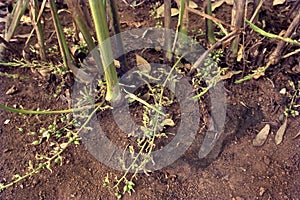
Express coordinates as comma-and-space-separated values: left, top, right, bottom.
1, 0, 299, 199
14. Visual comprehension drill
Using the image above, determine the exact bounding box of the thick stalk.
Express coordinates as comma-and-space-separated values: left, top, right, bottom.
107, 0, 128, 73
66, 0, 95, 51
173, 0, 189, 52
31, 0, 46, 60
229, 0, 246, 62
164, 0, 172, 61
49, 0, 73, 68
0, 0, 28, 60
178, 0, 189, 42
5, 0, 28, 41
88, 0, 120, 102
205, 0, 216, 44
66, 0, 104, 76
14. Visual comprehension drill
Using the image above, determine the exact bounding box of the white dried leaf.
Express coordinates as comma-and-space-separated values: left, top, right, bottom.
225, 0, 234, 5
6, 85, 17, 95
253, 124, 270, 147
279, 88, 286, 94
156, 4, 165, 18
275, 117, 287, 145
212, 0, 225, 11
237, 45, 244, 62
171, 8, 179, 16
189, 1, 198, 8
20, 15, 31, 24
114, 59, 120, 68
273, 0, 286, 6
4, 119, 10, 125
156, 4, 179, 18
163, 118, 175, 127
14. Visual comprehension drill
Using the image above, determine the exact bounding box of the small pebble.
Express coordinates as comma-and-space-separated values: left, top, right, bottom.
234, 197, 245, 200
259, 187, 266, 196
263, 155, 271, 165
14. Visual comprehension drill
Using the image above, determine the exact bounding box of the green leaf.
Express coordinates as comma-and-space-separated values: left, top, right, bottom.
73, 139, 80, 145
45, 162, 52, 173
115, 192, 122, 199
32, 140, 40, 145
54, 156, 63, 166
13, 174, 21, 180
28, 160, 34, 170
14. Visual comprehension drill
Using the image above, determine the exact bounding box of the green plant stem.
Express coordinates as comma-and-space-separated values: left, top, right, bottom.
213, 21, 228, 35
229, 0, 246, 62
123, 91, 167, 117
0, 101, 108, 115
172, 0, 188, 52
66, 0, 95, 51
246, 19, 300, 46
66, 0, 104, 73
206, 0, 216, 44
179, 0, 189, 35
0, 162, 46, 191
5, 0, 28, 41
164, 0, 172, 61
31, 0, 46, 60
88, 0, 120, 102
0, 0, 28, 60
49, 0, 73, 68
107, 0, 128, 72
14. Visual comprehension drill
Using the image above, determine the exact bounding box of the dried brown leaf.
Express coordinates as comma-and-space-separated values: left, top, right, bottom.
220, 70, 242, 80
292, 130, 300, 139
253, 124, 270, 147
275, 117, 287, 145
136, 54, 151, 73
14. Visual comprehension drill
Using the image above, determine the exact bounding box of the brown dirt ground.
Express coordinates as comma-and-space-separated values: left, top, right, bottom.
0, 0, 299, 199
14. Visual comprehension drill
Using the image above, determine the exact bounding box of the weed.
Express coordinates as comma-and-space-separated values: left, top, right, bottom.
283, 81, 300, 118
149, 2, 162, 18
103, 57, 182, 198
0, 101, 109, 191
192, 49, 224, 99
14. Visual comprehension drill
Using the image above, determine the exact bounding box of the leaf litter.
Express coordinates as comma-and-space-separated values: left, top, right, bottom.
275, 117, 288, 145
253, 124, 270, 147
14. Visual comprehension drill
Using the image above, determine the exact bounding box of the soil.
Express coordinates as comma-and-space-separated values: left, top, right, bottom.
0, 0, 299, 199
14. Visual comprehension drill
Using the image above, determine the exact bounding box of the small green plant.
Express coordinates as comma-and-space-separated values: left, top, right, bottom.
0, 115, 81, 190
103, 57, 182, 198
0, 100, 110, 191
155, 20, 163, 28
283, 81, 300, 118
191, 49, 225, 99
149, 2, 162, 18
